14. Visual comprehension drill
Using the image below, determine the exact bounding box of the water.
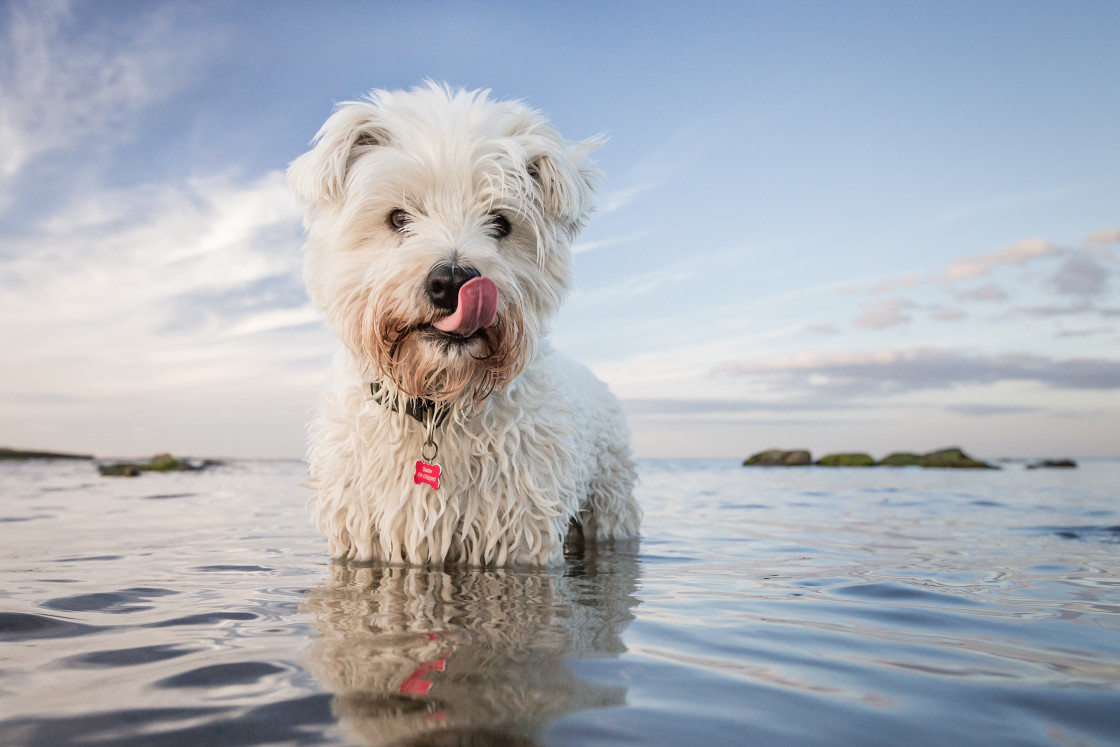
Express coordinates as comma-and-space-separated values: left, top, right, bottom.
2, 458, 1119, 746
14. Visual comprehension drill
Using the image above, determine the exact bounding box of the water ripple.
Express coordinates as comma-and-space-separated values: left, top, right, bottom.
2, 457, 1119, 745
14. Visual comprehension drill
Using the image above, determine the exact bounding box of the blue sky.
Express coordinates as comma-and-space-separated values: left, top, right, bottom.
1, 0, 1117, 458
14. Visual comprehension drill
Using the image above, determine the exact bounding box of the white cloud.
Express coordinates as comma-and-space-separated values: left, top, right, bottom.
955, 283, 1008, 303
844, 234, 1080, 299
1054, 327, 1113, 339
930, 308, 966, 321
852, 298, 911, 329
0, 162, 328, 456
1085, 229, 1119, 246
598, 182, 660, 215
3, 171, 300, 322
714, 347, 1120, 396
867, 274, 919, 295
571, 231, 647, 254
0, 0, 201, 185
0, 170, 315, 402
941, 238, 1058, 281
1012, 304, 1120, 319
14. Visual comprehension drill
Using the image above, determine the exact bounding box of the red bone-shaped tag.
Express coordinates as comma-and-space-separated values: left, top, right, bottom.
414, 460, 441, 490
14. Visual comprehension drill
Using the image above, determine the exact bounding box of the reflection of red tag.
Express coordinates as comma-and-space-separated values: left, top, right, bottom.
399, 656, 448, 696
414, 461, 441, 490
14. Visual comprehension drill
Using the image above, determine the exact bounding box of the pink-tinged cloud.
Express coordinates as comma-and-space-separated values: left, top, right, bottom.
867, 274, 921, 295
1085, 229, 1119, 246
955, 283, 1008, 302
852, 298, 911, 329
942, 238, 1058, 281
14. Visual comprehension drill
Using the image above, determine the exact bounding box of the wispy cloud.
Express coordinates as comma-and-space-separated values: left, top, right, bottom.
943, 404, 1040, 417
1085, 229, 1119, 246
598, 182, 660, 215
0, 170, 314, 402
571, 231, 647, 254
831, 233, 1119, 324
1010, 304, 1120, 319
867, 274, 919, 295
620, 397, 872, 422
852, 298, 912, 330
930, 308, 966, 321
931, 185, 1079, 227
1054, 327, 1114, 339
803, 323, 839, 336
0, 0, 203, 187
955, 283, 1007, 303
941, 238, 1058, 281
714, 347, 1120, 397
1050, 254, 1111, 297
568, 266, 693, 309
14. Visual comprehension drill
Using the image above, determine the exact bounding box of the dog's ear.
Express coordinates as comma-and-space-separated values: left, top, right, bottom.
288, 101, 389, 207
527, 134, 606, 225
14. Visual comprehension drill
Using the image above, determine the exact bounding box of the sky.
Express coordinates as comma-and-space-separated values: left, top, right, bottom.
1, 0, 1117, 459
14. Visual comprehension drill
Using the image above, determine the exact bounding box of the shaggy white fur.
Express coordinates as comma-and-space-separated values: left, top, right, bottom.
289, 83, 640, 567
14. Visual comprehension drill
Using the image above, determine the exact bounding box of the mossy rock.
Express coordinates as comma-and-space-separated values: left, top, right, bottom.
744, 449, 812, 466
145, 453, 195, 471
1026, 459, 1077, 469
816, 452, 876, 467
97, 453, 212, 477
1, 448, 94, 461
879, 452, 922, 467
98, 463, 142, 477
918, 447, 998, 469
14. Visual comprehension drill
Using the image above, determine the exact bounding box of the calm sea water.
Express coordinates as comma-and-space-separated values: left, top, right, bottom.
1, 457, 1118, 746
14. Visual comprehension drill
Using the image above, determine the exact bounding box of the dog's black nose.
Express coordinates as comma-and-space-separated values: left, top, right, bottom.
425, 263, 481, 311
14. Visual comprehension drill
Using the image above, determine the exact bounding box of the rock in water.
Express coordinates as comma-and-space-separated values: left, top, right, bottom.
97, 453, 217, 477
144, 453, 195, 471
816, 452, 876, 467
1026, 459, 1077, 469
879, 452, 922, 466
918, 448, 998, 469
98, 463, 142, 477
1, 448, 94, 461
743, 449, 812, 466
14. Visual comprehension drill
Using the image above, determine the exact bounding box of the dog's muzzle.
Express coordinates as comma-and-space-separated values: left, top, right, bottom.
426, 263, 498, 337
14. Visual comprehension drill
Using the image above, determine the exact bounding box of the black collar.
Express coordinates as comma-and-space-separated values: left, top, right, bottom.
369, 382, 450, 427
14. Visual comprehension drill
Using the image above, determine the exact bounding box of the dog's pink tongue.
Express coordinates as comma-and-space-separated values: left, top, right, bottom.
433, 276, 498, 336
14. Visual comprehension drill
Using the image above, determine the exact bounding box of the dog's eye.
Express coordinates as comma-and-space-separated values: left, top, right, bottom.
388, 209, 411, 231
489, 213, 511, 239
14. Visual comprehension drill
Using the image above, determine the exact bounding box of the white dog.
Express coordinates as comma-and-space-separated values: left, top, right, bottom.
289, 83, 640, 567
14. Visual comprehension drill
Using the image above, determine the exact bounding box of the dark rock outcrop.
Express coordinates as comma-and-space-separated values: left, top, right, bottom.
918, 447, 998, 469
98, 453, 220, 477
97, 463, 143, 477
1026, 459, 1077, 469
743, 449, 812, 466
878, 452, 922, 467
1, 448, 94, 461
744, 446, 1003, 469
816, 452, 876, 467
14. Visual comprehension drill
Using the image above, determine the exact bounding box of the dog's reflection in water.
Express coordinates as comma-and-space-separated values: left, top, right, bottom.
303, 548, 640, 746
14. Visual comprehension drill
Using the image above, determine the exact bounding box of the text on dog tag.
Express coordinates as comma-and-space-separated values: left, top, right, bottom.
414, 460, 441, 490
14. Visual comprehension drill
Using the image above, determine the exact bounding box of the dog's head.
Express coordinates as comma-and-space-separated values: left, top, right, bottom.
290, 83, 601, 405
